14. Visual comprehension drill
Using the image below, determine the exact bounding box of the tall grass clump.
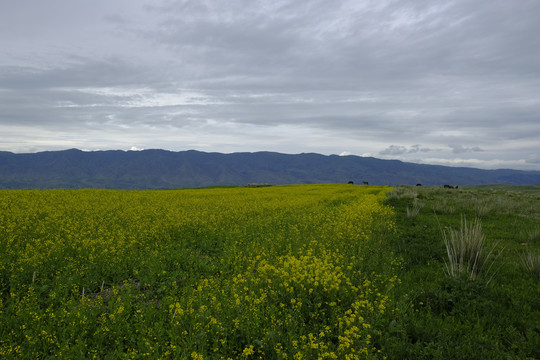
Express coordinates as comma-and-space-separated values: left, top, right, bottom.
474, 199, 492, 218
406, 199, 422, 218
387, 186, 417, 200
520, 250, 540, 279
528, 227, 540, 243
431, 198, 456, 215
442, 216, 500, 282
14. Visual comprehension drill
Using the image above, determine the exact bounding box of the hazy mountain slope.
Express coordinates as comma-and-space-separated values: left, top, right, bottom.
0, 149, 539, 189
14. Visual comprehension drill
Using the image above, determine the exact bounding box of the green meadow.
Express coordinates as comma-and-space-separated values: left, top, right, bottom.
0, 184, 539, 359
384, 185, 540, 359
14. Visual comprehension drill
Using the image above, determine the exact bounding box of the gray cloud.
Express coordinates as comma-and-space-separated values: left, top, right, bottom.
526, 154, 540, 165
380, 146, 409, 156
380, 145, 435, 156
449, 144, 484, 154
1, 0, 539, 170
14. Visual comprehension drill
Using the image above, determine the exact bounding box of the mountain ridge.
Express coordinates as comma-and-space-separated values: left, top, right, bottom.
0, 148, 539, 189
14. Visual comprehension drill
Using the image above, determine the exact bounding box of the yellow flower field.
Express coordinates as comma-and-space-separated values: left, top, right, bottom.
0, 184, 398, 359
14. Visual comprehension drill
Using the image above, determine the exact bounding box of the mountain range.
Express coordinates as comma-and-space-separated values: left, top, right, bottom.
0, 149, 539, 189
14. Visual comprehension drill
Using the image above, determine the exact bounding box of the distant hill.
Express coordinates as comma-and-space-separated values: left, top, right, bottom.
0, 149, 539, 189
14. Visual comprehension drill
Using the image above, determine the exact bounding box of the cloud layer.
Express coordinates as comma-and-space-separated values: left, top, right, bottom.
1, 0, 539, 170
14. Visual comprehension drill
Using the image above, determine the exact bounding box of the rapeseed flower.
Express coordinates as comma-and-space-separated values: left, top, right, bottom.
0, 184, 397, 359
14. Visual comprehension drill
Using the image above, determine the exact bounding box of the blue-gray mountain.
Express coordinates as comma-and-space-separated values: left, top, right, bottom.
0, 149, 539, 189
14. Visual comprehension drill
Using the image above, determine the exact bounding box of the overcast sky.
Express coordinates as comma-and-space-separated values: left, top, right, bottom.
1, 0, 539, 170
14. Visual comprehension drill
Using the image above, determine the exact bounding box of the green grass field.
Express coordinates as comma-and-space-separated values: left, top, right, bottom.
0, 184, 539, 359
385, 185, 540, 359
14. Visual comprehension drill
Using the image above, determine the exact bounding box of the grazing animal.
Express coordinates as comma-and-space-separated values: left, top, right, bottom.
444, 185, 455, 189
416, 183, 422, 186
363, 181, 369, 185
348, 181, 354, 185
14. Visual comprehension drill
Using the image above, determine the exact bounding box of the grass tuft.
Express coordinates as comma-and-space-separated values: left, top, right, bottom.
431, 198, 456, 215
406, 199, 423, 218
528, 227, 540, 243
474, 199, 492, 218
520, 250, 540, 279
387, 186, 418, 200
442, 216, 500, 283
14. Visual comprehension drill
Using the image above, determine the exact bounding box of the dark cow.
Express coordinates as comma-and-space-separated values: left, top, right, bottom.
348, 181, 354, 185
444, 185, 455, 189
363, 181, 369, 185
416, 184, 422, 186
